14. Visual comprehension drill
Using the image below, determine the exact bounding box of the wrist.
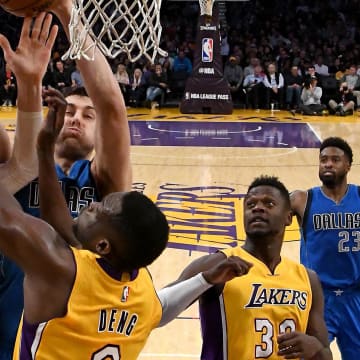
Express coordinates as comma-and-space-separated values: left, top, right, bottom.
37, 143, 55, 158
311, 342, 328, 359
16, 83, 42, 112
200, 271, 214, 285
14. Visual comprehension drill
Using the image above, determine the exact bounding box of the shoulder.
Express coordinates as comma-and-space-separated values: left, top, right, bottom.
221, 245, 245, 258
290, 189, 308, 214
305, 268, 322, 294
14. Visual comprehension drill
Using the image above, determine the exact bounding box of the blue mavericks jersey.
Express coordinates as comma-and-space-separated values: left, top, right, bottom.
0, 256, 24, 359
14, 159, 100, 218
301, 184, 360, 290
0, 160, 99, 360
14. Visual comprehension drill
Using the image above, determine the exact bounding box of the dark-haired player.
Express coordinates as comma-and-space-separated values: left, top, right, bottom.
175, 175, 331, 359
1, 3, 131, 358
292, 136, 360, 360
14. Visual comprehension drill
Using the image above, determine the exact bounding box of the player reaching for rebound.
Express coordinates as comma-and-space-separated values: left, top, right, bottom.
0, 13, 58, 360
0, 0, 132, 356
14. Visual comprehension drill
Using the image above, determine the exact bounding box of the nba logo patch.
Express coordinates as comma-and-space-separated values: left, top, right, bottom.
121, 286, 130, 302
202, 38, 213, 62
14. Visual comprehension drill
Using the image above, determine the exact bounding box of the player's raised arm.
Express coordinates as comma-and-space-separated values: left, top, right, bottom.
0, 13, 58, 193
53, 0, 132, 196
0, 124, 11, 163
38, 88, 80, 247
0, 171, 72, 276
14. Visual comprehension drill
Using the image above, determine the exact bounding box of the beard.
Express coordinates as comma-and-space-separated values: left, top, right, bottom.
55, 137, 94, 162
319, 171, 346, 188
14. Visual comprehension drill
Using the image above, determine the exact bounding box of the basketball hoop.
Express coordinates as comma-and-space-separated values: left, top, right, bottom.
62, 0, 167, 62
199, 0, 215, 16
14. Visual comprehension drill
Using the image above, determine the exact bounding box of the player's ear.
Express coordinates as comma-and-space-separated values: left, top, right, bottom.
95, 239, 111, 255
285, 209, 292, 227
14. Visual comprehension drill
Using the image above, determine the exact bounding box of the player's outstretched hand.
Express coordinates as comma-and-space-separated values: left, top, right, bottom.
0, 13, 57, 83
37, 88, 67, 152
277, 331, 325, 359
202, 256, 253, 284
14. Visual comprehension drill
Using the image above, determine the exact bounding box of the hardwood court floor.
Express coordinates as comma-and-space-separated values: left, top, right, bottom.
1, 105, 355, 359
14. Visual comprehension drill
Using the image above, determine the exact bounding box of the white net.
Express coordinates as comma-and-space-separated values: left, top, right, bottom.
62, 0, 167, 62
199, 0, 215, 16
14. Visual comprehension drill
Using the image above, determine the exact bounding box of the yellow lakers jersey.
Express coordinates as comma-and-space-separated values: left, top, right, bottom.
13, 247, 162, 360
199, 246, 312, 360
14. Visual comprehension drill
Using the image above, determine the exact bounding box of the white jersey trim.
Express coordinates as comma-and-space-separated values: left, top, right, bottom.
219, 294, 228, 360
31, 322, 46, 359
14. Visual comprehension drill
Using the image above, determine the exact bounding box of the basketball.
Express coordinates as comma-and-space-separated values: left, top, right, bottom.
0, 0, 57, 17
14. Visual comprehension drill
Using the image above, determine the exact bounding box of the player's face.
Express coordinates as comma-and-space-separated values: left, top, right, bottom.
319, 146, 350, 187
73, 201, 106, 249
74, 193, 125, 252
56, 95, 96, 159
244, 186, 291, 239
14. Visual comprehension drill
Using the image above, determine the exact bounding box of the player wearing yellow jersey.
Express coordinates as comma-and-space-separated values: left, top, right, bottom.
176, 176, 332, 360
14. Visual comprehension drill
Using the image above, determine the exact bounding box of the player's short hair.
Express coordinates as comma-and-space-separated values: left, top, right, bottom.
62, 86, 88, 98
247, 175, 290, 208
109, 191, 169, 270
320, 137, 353, 164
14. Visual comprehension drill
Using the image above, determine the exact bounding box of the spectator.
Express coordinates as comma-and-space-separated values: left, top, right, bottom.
223, 55, 244, 105
243, 64, 265, 109
0, 63, 16, 106
299, 75, 326, 115
276, 47, 290, 73
172, 49, 192, 75
340, 65, 360, 107
128, 68, 146, 107
263, 62, 284, 109
53, 60, 71, 92
70, 64, 83, 89
305, 65, 322, 86
243, 57, 260, 78
145, 63, 169, 109
114, 63, 130, 105
284, 65, 303, 112
328, 57, 345, 80
220, 29, 230, 64
314, 56, 329, 76
328, 81, 356, 116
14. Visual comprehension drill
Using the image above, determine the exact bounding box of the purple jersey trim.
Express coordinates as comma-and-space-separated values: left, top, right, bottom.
199, 288, 225, 360
19, 319, 42, 360
17, 248, 77, 359
96, 258, 139, 281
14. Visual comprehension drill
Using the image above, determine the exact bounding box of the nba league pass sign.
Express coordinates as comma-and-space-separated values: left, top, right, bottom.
180, 5, 233, 114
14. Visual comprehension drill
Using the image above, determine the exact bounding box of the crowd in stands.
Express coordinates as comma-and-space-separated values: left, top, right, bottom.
2, 0, 360, 113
